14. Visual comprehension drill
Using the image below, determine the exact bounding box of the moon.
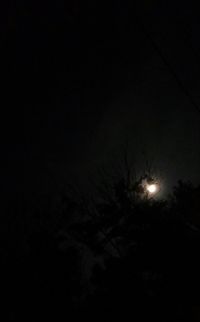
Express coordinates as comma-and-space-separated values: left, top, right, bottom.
146, 183, 157, 194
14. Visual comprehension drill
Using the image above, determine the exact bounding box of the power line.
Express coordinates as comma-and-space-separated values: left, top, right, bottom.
134, 14, 200, 115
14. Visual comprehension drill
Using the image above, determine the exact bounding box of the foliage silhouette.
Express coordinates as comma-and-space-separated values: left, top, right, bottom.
2, 161, 200, 321
65, 166, 200, 321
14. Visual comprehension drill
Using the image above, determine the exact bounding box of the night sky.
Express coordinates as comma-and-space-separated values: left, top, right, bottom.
1, 0, 200, 202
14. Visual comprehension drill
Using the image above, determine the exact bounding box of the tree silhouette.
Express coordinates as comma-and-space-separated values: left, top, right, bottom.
3, 157, 200, 321
63, 160, 200, 321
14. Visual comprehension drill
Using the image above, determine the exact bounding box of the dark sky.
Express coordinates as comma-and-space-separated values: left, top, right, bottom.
1, 0, 200, 201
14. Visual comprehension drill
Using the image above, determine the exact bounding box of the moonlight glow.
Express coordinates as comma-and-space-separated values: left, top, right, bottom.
146, 184, 158, 194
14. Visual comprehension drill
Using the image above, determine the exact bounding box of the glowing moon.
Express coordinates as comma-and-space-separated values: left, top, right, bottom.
146, 184, 157, 194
